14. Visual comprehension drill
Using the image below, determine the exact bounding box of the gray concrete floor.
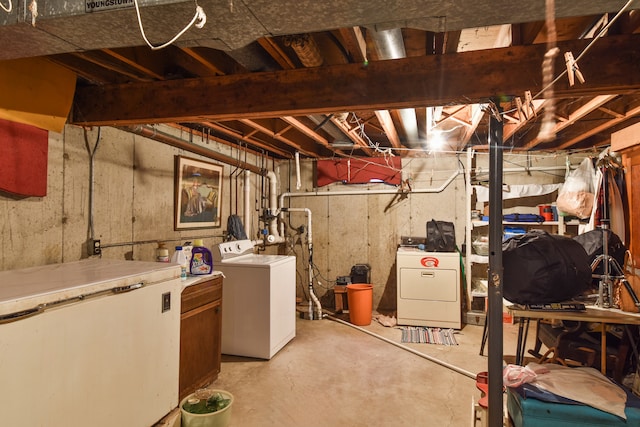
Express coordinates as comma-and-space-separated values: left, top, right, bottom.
200, 311, 534, 427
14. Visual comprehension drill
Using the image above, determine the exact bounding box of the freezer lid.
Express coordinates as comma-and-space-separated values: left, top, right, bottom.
0, 259, 179, 316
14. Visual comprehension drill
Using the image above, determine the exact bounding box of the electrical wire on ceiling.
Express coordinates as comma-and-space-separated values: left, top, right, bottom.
347, 112, 394, 157
1, 0, 12, 13
536, 0, 559, 142
133, 0, 206, 50
83, 127, 101, 244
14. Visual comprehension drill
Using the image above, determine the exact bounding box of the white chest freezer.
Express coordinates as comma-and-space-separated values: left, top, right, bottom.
0, 259, 182, 427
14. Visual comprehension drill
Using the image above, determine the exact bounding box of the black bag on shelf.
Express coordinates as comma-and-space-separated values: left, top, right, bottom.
426, 219, 456, 252
502, 230, 592, 304
503, 213, 545, 223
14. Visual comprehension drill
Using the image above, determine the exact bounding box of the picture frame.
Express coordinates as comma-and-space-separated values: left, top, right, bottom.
174, 155, 223, 230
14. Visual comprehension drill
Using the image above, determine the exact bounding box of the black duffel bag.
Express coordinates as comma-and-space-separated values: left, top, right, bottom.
426, 219, 456, 252
502, 230, 592, 304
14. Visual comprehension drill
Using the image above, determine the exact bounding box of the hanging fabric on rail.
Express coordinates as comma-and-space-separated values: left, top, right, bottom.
316, 157, 402, 187
0, 118, 48, 197
227, 214, 248, 240
594, 150, 627, 244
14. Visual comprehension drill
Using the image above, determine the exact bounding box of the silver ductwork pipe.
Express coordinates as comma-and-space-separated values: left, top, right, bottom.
368, 28, 419, 144
369, 28, 406, 59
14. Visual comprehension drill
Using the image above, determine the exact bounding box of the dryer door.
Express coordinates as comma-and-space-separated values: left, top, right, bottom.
399, 267, 458, 301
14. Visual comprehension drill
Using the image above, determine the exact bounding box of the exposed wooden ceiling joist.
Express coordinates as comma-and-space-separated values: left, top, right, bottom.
71, 34, 640, 127
523, 95, 619, 149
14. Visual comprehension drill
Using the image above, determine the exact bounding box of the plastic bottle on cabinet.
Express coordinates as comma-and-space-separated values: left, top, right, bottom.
181, 241, 193, 267
171, 245, 188, 281
190, 239, 213, 275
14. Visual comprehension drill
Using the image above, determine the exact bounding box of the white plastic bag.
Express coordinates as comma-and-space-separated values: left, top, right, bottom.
556, 158, 596, 219
503, 364, 542, 388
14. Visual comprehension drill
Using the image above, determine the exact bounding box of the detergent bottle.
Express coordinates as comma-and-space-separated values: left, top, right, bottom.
190, 239, 213, 275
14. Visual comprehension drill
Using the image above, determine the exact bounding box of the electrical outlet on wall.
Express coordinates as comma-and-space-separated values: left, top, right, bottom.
88, 239, 101, 256
162, 292, 171, 312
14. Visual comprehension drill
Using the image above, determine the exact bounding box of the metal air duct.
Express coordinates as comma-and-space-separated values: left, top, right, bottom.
368, 28, 419, 145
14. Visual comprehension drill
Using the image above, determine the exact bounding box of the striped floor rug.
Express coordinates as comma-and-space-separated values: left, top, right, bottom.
400, 326, 458, 345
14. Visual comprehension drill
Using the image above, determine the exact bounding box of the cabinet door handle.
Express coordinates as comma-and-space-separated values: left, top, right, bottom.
421, 272, 435, 278
214, 306, 220, 313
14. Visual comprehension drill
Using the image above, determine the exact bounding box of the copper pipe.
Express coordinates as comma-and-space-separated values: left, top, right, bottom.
121, 125, 262, 174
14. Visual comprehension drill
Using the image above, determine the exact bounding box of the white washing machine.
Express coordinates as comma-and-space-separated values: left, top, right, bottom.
396, 247, 461, 328
214, 240, 296, 359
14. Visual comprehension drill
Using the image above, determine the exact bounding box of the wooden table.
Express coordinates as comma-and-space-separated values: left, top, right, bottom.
507, 305, 640, 374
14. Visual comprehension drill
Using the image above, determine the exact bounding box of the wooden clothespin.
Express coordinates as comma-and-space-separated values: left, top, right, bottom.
402, 178, 412, 193
524, 91, 536, 118
515, 96, 527, 122
564, 52, 585, 86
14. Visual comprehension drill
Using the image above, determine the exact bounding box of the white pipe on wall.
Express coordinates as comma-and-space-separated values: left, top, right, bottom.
267, 170, 279, 215
244, 170, 251, 238
281, 207, 312, 243
281, 207, 321, 319
278, 168, 462, 208
295, 151, 302, 190
265, 170, 285, 244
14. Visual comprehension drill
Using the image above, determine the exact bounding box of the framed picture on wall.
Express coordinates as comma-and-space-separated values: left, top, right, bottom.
174, 155, 223, 230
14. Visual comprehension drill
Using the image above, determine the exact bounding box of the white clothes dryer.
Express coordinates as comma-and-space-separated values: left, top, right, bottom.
396, 247, 462, 328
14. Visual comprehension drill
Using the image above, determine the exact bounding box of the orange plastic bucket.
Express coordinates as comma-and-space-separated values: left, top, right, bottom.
346, 284, 373, 326
538, 204, 553, 221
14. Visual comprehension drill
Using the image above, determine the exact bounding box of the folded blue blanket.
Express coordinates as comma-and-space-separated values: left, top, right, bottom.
512, 382, 640, 409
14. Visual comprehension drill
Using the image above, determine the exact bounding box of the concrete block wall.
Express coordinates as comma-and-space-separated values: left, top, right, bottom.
3, 124, 585, 313
277, 154, 466, 312
0, 125, 259, 271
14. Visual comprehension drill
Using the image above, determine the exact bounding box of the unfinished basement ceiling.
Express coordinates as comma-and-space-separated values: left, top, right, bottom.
2, 0, 640, 159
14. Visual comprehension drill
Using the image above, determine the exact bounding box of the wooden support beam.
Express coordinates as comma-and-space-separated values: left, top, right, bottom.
281, 116, 330, 146
72, 34, 640, 127
375, 110, 402, 148
202, 121, 292, 158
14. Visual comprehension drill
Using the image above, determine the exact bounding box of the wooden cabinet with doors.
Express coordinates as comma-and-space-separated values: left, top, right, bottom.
179, 275, 223, 401
612, 123, 640, 267
621, 146, 640, 266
